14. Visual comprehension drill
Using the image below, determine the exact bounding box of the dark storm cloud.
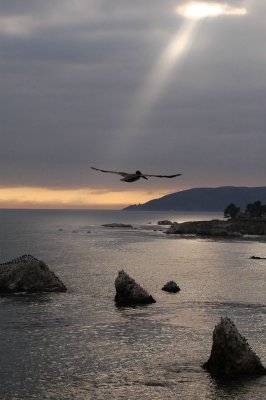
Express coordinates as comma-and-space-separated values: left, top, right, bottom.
0, 0, 265, 191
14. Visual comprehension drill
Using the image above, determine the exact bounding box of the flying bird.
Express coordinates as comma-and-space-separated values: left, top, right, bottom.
91, 167, 182, 182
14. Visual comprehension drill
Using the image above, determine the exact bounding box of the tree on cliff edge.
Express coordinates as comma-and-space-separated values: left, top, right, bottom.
224, 203, 240, 220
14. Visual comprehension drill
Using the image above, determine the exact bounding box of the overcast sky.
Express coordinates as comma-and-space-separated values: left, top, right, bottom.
0, 1, 265, 207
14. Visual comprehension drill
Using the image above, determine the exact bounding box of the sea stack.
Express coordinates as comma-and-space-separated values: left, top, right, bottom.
162, 281, 180, 293
0, 254, 67, 293
114, 270, 156, 306
203, 317, 266, 375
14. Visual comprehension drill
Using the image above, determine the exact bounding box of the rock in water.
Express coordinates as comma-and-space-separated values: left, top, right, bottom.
157, 220, 172, 226
250, 255, 266, 259
203, 317, 266, 375
161, 281, 180, 293
115, 270, 156, 306
102, 223, 133, 228
0, 255, 67, 293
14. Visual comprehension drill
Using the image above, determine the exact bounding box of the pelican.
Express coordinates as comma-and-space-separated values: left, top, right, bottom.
91, 167, 182, 182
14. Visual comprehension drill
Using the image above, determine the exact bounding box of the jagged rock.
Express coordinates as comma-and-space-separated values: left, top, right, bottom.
162, 281, 180, 293
114, 270, 156, 306
102, 223, 133, 228
157, 220, 173, 225
0, 255, 67, 293
203, 317, 266, 375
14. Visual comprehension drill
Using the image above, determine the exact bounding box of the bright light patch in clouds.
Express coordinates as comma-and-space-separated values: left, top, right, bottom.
177, 2, 247, 19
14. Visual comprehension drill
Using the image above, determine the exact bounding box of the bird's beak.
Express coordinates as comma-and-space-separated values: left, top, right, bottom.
142, 176, 148, 180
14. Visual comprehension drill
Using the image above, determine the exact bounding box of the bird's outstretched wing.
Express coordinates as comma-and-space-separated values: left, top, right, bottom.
91, 167, 128, 177
142, 173, 182, 178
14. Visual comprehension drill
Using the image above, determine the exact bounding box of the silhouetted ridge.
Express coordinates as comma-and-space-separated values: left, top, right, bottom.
123, 186, 266, 211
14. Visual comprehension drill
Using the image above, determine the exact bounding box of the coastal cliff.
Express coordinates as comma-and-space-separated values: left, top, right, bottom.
124, 186, 266, 211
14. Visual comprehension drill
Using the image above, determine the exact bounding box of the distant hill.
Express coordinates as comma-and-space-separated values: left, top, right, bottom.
123, 186, 266, 211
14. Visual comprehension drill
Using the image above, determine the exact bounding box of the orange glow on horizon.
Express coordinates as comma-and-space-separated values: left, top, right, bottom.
0, 186, 174, 209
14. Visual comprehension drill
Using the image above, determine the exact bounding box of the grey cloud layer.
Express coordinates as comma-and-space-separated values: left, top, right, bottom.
1, 0, 265, 190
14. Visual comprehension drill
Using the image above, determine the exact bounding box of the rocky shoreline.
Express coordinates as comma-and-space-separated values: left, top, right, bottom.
166, 218, 266, 237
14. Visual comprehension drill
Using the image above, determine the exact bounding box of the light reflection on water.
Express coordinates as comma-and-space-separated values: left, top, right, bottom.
0, 210, 265, 399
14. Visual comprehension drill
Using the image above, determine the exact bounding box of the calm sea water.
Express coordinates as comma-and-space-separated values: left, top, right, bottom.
0, 209, 265, 400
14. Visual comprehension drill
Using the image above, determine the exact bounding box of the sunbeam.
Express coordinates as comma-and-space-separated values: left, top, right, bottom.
115, 2, 248, 157
117, 19, 199, 151
133, 20, 198, 123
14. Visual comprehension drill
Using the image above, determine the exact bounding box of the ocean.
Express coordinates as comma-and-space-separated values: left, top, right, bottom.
0, 209, 265, 399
